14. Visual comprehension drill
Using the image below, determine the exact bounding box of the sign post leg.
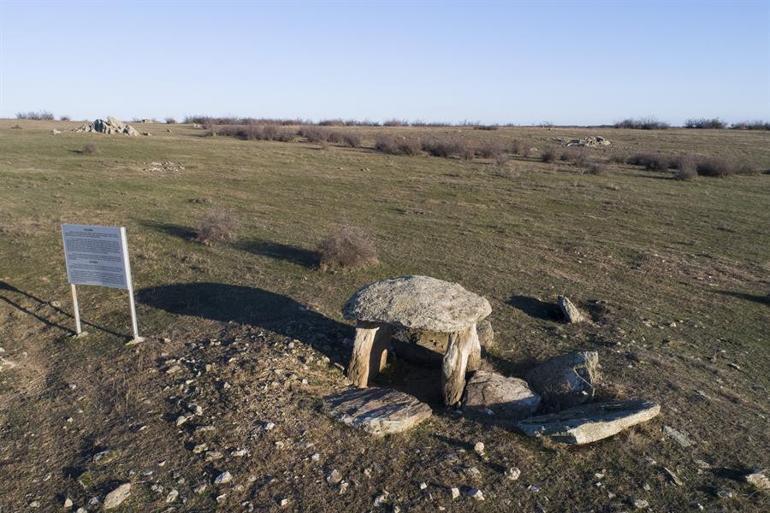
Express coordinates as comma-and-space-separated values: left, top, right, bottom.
70, 284, 84, 337
127, 287, 144, 344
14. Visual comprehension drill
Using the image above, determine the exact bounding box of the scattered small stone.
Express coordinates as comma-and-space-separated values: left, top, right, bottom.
663, 426, 694, 448
465, 487, 485, 501
279, 498, 290, 508
63, 497, 73, 509
419, 482, 427, 490
264, 421, 276, 431
103, 482, 131, 510
505, 467, 521, 481
326, 469, 342, 485
194, 484, 207, 494
373, 491, 389, 506
216, 494, 227, 503
311, 453, 321, 462
29, 501, 40, 508
175, 415, 189, 427
633, 498, 649, 509
192, 443, 208, 454
451, 487, 461, 500
339, 481, 349, 494
214, 471, 232, 485
165, 489, 179, 503
473, 442, 485, 457
663, 467, 683, 486
232, 448, 248, 457
745, 471, 770, 491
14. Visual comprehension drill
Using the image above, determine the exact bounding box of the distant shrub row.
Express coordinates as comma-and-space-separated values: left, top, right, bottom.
684, 118, 727, 129
16, 111, 55, 120
185, 115, 509, 129
614, 118, 670, 130
625, 152, 754, 178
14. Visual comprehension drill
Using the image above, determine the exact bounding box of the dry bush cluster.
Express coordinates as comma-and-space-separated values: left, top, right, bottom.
165, 117, 177, 124
318, 225, 378, 271
685, 118, 726, 129
216, 125, 296, 142
81, 143, 97, 155
614, 117, 670, 130
730, 120, 770, 130
16, 111, 54, 120
195, 208, 239, 245
374, 135, 422, 155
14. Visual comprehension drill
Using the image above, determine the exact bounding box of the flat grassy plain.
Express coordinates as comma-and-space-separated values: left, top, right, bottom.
0, 119, 769, 512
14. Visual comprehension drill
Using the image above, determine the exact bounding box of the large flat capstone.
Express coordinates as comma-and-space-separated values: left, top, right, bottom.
463, 371, 541, 422
323, 387, 432, 436
343, 275, 491, 332
516, 399, 660, 445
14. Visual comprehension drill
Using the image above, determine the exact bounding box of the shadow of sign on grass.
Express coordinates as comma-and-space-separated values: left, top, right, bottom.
136, 282, 351, 365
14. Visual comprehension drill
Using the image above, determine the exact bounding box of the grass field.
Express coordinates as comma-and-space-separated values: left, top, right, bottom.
1, 119, 769, 512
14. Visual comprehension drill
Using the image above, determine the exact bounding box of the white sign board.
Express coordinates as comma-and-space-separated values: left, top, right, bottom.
62, 224, 131, 289
61, 224, 142, 341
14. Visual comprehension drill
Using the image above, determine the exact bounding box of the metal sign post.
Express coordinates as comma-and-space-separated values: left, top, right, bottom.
61, 224, 144, 343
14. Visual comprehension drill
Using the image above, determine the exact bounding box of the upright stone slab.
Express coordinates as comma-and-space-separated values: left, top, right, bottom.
525, 351, 599, 410
463, 371, 541, 422
323, 387, 432, 436
516, 399, 660, 445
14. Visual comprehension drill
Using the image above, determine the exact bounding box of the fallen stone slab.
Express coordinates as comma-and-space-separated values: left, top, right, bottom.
463, 370, 541, 422
323, 387, 432, 436
525, 351, 599, 410
516, 399, 660, 445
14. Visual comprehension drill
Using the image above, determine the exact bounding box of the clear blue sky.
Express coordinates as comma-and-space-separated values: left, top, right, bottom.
1, 0, 768, 125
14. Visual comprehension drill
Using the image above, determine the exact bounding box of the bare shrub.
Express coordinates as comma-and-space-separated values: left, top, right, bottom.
341, 132, 362, 147
731, 120, 770, 130
587, 161, 606, 175
672, 155, 697, 180
696, 157, 733, 177
614, 117, 670, 130
474, 124, 499, 131
509, 139, 524, 155
82, 143, 97, 155
165, 117, 177, 124
195, 208, 239, 244
375, 135, 421, 155
318, 225, 378, 270
16, 111, 54, 120
626, 153, 671, 171
685, 118, 726, 129
541, 147, 558, 163
495, 154, 511, 168
60, 115, 71, 121
475, 140, 504, 159
383, 119, 407, 127
608, 153, 627, 164
299, 126, 330, 143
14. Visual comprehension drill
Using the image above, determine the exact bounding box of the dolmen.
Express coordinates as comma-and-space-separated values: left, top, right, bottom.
343, 275, 491, 405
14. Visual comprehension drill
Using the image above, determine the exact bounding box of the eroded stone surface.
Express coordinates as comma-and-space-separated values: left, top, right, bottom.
463, 371, 540, 422
525, 351, 599, 410
103, 482, 131, 510
516, 400, 660, 444
323, 387, 432, 436
558, 296, 586, 323
343, 276, 491, 332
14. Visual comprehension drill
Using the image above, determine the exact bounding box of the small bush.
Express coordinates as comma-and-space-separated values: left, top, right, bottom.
383, 119, 407, 127
82, 143, 97, 155
541, 147, 558, 163
685, 118, 726, 129
16, 111, 54, 120
672, 155, 697, 180
587, 161, 606, 175
318, 225, 378, 270
614, 117, 670, 130
730, 120, 770, 130
510, 139, 523, 155
696, 157, 733, 177
60, 115, 71, 121
165, 117, 177, 124
608, 153, 627, 164
495, 154, 511, 167
375, 135, 421, 155
475, 141, 504, 159
626, 153, 671, 171
299, 126, 330, 143
474, 124, 499, 131
340, 132, 362, 148
195, 208, 239, 244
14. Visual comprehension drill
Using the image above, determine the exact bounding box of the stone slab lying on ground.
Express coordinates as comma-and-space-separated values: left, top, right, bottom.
463, 370, 541, 422
343, 275, 491, 332
516, 399, 660, 445
323, 387, 432, 436
525, 351, 599, 410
